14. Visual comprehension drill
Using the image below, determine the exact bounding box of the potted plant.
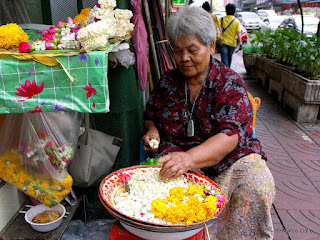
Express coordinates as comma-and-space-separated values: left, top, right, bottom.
243, 29, 320, 123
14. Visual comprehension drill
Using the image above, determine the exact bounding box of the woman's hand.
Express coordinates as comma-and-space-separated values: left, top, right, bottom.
142, 129, 160, 152
158, 152, 192, 179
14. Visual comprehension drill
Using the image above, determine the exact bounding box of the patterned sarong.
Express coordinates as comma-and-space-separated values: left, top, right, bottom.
207, 153, 276, 240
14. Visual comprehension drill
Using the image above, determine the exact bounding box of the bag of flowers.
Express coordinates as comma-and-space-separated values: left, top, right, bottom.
0, 113, 73, 207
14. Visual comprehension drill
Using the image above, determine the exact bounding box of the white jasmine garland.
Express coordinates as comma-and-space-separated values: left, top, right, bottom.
36, 0, 134, 52
98, 0, 117, 9
77, 20, 118, 50
93, 8, 114, 20
81, 37, 108, 51
113, 9, 133, 20
114, 168, 189, 224
115, 21, 134, 37
58, 32, 80, 49
33, 40, 46, 51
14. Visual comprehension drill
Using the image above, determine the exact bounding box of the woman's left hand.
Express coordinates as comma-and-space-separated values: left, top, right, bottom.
158, 152, 192, 179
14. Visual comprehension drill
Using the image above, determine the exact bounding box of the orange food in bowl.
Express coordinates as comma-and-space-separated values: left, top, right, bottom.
32, 210, 62, 224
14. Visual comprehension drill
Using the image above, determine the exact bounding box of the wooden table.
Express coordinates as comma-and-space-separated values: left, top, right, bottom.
0, 198, 81, 240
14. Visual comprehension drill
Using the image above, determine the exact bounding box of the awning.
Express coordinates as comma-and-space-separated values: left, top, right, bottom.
301, 1, 320, 7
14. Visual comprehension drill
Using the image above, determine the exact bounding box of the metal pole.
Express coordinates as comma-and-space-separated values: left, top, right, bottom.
165, 0, 170, 24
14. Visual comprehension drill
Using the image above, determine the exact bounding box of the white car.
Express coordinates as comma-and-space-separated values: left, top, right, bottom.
236, 12, 262, 31
257, 9, 277, 19
279, 15, 319, 37
260, 15, 286, 31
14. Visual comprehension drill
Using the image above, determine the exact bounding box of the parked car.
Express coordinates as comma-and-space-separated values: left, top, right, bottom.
260, 15, 286, 31
279, 15, 319, 37
236, 12, 262, 31
257, 9, 277, 19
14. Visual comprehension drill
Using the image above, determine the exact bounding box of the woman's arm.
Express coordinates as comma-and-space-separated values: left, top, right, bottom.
158, 133, 238, 179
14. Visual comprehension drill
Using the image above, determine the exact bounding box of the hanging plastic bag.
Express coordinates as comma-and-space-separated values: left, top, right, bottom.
0, 113, 73, 207
45, 111, 84, 153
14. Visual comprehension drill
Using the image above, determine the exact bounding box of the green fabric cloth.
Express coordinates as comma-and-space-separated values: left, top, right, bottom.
0, 44, 118, 113
75, 65, 144, 220
25, 29, 43, 41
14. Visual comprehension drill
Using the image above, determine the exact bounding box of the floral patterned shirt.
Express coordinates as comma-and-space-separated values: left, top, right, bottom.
145, 58, 267, 176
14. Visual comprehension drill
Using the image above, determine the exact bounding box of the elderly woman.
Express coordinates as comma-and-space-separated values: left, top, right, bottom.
142, 6, 275, 240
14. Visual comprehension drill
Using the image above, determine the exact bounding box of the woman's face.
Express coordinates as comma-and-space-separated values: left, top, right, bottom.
173, 35, 215, 79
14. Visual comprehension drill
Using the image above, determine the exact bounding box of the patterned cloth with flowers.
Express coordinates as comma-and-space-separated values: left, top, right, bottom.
0, 0, 135, 114
0, 113, 73, 207
0, 45, 118, 114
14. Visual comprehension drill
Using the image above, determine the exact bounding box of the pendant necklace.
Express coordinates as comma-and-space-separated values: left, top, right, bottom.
184, 69, 209, 137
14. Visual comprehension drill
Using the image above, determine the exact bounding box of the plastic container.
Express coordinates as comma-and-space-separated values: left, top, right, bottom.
24, 204, 66, 232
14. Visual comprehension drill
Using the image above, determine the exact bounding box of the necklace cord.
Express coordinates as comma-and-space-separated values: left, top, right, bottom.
184, 69, 209, 119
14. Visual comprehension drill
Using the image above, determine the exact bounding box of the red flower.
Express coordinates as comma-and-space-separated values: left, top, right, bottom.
29, 106, 42, 113
39, 130, 48, 139
18, 42, 32, 53
83, 81, 97, 99
15, 79, 44, 101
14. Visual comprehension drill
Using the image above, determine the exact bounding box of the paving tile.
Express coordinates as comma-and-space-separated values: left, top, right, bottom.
228, 53, 320, 239
271, 207, 290, 240
266, 158, 305, 180
313, 181, 320, 192
293, 160, 320, 182
275, 209, 320, 240
273, 178, 320, 210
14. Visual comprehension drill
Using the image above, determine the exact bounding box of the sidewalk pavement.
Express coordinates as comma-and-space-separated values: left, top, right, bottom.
216, 52, 320, 240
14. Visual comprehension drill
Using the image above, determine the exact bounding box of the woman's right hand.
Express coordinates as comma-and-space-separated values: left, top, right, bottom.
142, 129, 160, 152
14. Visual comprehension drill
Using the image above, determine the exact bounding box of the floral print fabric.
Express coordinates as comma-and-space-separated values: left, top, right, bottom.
145, 57, 267, 175
207, 153, 276, 239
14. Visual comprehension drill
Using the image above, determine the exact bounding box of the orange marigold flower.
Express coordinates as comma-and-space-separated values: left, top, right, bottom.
0, 23, 29, 49
73, 8, 91, 23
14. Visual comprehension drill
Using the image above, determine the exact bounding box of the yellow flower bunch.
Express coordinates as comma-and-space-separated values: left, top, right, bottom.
0, 23, 29, 49
73, 8, 91, 23
0, 150, 73, 207
151, 185, 217, 225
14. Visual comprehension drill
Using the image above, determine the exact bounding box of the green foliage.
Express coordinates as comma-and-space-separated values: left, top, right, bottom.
249, 29, 320, 79
139, 157, 161, 165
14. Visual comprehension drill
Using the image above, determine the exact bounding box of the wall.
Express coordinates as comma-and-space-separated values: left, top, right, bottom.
0, 183, 27, 232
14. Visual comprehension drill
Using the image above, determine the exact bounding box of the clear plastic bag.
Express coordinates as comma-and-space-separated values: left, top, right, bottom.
0, 113, 73, 207
44, 111, 84, 154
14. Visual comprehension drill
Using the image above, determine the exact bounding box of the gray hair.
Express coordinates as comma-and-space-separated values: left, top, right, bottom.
166, 6, 216, 49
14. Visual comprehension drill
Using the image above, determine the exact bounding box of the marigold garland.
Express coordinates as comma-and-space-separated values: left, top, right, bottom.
0, 150, 72, 207
73, 8, 91, 23
151, 185, 218, 225
0, 23, 29, 49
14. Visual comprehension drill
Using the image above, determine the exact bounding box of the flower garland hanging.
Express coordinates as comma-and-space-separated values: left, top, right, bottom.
17, 0, 135, 53
0, 150, 73, 207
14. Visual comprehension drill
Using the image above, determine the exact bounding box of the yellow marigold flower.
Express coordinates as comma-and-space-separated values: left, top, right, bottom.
151, 185, 222, 225
0, 150, 72, 207
151, 198, 167, 219
186, 185, 203, 196
169, 186, 186, 201
27, 184, 36, 196
0, 23, 29, 49
204, 195, 217, 218
73, 8, 91, 23
166, 205, 184, 224
164, 195, 181, 205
